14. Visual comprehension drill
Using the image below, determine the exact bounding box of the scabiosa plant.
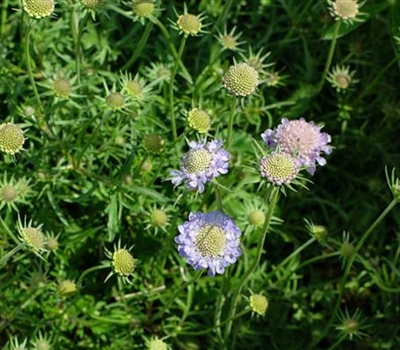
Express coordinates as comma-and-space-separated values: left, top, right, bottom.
335, 308, 369, 340
58, 280, 77, 297
222, 62, 259, 97
132, 0, 157, 24
106, 92, 125, 110
175, 211, 242, 276
142, 133, 165, 155
249, 293, 269, 316
0, 173, 22, 212
30, 331, 52, 350
216, 26, 244, 52
81, 0, 105, 11
52, 78, 72, 98
259, 152, 299, 185
173, 4, 208, 37
304, 218, 328, 243
0, 122, 25, 155
22, 0, 54, 19
327, 64, 357, 92
18, 218, 46, 256
146, 337, 169, 350
187, 108, 211, 134
170, 139, 229, 193
261, 118, 332, 174
104, 242, 136, 284
328, 0, 362, 23
239, 47, 272, 75
119, 72, 152, 103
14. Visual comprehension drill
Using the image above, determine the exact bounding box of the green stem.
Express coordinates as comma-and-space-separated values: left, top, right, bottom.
310, 198, 397, 349
122, 21, 154, 70
326, 333, 348, 350
316, 21, 341, 93
0, 243, 25, 266
224, 186, 280, 341
76, 265, 110, 290
169, 35, 187, 140
0, 0, 8, 37
25, 21, 42, 110
226, 98, 238, 148
152, 270, 202, 321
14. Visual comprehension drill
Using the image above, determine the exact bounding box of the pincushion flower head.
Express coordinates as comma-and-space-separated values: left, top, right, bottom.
175, 211, 242, 276
261, 118, 332, 174
173, 4, 208, 37
0, 122, 25, 155
22, 0, 54, 19
328, 0, 363, 24
259, 152, 299, 185
222, 62, 259, 97
170, 139, 229, 193
104, 241, 135, 284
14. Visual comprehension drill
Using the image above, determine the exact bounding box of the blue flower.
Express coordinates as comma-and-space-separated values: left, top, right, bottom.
170, 140, 229, 193
175, 211, 242, 276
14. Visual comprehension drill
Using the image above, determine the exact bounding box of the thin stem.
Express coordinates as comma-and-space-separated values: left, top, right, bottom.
122, 21, 154, 70
25, 21, 42, 110
0, 243, 25, 266
152, 270, 202, 321
316, 21, 341, 93
310, 198, 398, 349
169, 35, 187, 140
224, 186, 280, 341
1, 0, 8, 37
76, 265, 110, 290
226, 98, 238, 148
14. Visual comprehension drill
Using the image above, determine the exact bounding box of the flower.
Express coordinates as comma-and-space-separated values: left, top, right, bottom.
249, 294, 269, 316
30, 331, 52, 350
81, 0, 105, 11
336, 308, 369, 340
104, 242, 135, 284
261, 118, 332, 174
170, 139, 229, 193
175, 211, 242, 276
18, 218, 45, 254
222, 62, 259, 97
22, 0, 54, 19
133, 0, 156, 23
142, 133, 165, 155
173, 4, 207, 36
58, 280, 77, 297
216, 26, 244, 52
52, 78, 72, 98
106, 92, 125, 110
328, 0, 362, 23
327, 64, 357, 92
146, 337, 168, 350
0, 122, 25, 155
187, 108, 211, 134
259, 152, 299, 185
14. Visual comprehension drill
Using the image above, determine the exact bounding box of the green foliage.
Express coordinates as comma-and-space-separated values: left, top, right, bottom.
1, 0, 400, 349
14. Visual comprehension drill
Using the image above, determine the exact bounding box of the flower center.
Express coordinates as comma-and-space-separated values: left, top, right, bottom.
126, 81, 142, 96
177, 14, 201, 35
0, 123, 25, 155
335, 73, 350, 89
22, 227, 44, 251
222, 63, 259, 97
333, 0, 359, 20
2, 185, 18, 202
248, 210, 265, 225
133, 1, 154, 18
195, 225, 226, 257
112, 249, 135, 277
260, 153, 298, 185
184, 149, 212, 174
187, 108, 211, 134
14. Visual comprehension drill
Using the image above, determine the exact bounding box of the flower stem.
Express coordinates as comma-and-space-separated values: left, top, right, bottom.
226, 98, 238, 148
310, 198, 398, 349
76, 265, 110, 290
25, 21, 42, 110
224, 186, 280, 342
169, 35, 187, 140
317, 21, 341, 93
0, 243, 25, 266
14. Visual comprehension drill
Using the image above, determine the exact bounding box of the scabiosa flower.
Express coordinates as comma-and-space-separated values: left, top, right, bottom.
216, 26, 244, 52
170, 139, 229, 193
260, 152, 299, 185
187, 108, 211, 134
0, 122, 25, 155
261, 118, 332, 174
81, 0, 105, 11
146, 337, 169, 350
30, 331, 52, 350
327, 64, 357, 92
336, 308, 369, 340
328, 0, 362, 23
22, 0, 54, 19
132, 0, 157, 24
249, 294, 269, 316
58, 280, 77, 297
104, 242, 135, 284
18, 218, 46, 255
142, 133, 165, 155
239, 47, 272, 75
222, 62, 259, 97
106, 92, 125, 110
175, 211, 242, 276
173, 4, 207, 36
52, 78, 72, 98
119, 72, 152, 103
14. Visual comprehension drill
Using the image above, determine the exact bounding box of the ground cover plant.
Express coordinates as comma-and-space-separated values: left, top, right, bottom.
1, 0, 400, 349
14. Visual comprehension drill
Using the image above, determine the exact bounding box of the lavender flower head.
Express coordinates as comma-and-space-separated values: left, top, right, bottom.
175, 211, 242, 276
261, 118, 332, 174
170, 139, 229, 193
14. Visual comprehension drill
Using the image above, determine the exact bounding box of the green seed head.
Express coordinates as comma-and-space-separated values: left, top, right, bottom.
340, 241, 355, 258
1, 184, 18, 202
81, 0, 105, 11
133, 1, 154, 18
106, 92, 125, 110
187, 108, 211, 134
141, 159, 153, 173
112, 249, 135, 278
147, 338, 168, 350
22, 0, 54, 19
247, 210, 265, 226
20, 226, 45, 252
0, 123, 25, 155
24, 106, 35, 117
52, 78, 72, 98
46, 237, 59, 251
142, 133, 165, 155
177, 13, 202, 35
195, 225, 226, 257
222, 63, 259, 97
125, 80, 142, 97
184, 149, 212, 174
249, 294, 269, 316
151, 209, 167, 227
343, 318, 359, 334
58, 280, 77, 296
